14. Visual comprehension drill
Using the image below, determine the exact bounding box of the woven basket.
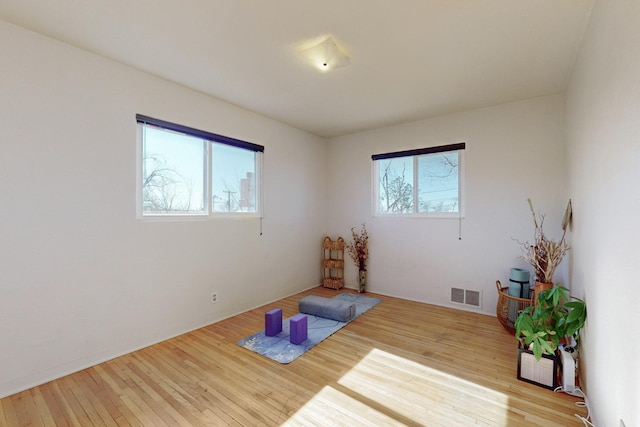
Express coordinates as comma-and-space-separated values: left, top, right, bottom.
496, 280, 533, 334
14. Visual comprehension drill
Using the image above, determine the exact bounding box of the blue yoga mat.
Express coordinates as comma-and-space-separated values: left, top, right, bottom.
237, 293, 381, 364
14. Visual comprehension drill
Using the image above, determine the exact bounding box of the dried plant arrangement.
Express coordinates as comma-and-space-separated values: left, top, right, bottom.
346, 223, 369, 271
518, 199, 571, 284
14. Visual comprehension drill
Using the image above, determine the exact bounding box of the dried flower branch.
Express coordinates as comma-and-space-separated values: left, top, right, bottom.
518, 199, 570, 283
346, 223, 369, 271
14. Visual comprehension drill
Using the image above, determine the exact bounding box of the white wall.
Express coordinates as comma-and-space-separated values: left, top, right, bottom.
327, 95, 568, 314
0, 20, 327, 398
565, 0, 640, 425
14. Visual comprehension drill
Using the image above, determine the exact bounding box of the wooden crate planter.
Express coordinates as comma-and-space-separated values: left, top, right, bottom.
322, 236, 344, 289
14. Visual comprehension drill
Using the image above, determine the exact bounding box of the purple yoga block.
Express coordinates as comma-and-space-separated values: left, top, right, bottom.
265, 308, 282, 337
290, 314, 308, 345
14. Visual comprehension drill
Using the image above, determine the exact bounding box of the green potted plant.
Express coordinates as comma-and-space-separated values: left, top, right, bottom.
514, 285, 586, 360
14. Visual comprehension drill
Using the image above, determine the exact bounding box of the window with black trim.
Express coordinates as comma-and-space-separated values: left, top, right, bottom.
372, 143, 465, 216
136, 115, 263, 218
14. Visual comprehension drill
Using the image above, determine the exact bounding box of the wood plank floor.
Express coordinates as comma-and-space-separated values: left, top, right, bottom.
1, 287, 587, 426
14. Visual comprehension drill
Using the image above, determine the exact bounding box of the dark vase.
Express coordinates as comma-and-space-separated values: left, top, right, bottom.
358, 270, 366, 293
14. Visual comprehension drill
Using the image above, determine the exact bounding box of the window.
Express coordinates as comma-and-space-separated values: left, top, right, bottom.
372, 143, 465, 217
136, 114, 263, 218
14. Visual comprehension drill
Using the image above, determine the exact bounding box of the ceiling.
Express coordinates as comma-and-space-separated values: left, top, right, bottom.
0, 1, 593, 138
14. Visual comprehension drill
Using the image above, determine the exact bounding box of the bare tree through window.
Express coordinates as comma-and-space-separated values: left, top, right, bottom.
418, 153, 459, 213
375, 147, 462, 215
379, 159, 413, 213
142, 154, 200, 213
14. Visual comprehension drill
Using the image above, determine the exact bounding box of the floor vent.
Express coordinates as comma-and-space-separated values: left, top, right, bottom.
450, 287, 482, 309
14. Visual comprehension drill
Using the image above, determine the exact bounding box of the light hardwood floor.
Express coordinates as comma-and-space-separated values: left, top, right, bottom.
1, 287, 587, 426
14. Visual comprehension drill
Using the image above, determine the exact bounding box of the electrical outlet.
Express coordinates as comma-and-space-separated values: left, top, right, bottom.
211, 292, 218, 304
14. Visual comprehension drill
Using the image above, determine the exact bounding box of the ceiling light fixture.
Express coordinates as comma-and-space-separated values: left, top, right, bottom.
299, 36, 350, 72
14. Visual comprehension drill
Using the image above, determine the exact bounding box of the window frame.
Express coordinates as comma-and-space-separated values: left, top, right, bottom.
136, 114, 264, 220
371, 143, 465, 218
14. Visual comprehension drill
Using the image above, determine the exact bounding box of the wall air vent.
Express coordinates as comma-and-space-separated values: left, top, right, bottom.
450, 287, 482, 309
465, 290, 481, 307
450, 288, 465, 304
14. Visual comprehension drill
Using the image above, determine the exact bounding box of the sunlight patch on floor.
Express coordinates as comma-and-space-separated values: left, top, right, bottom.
281, 385, 402, 426
285, 348, 512, 426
